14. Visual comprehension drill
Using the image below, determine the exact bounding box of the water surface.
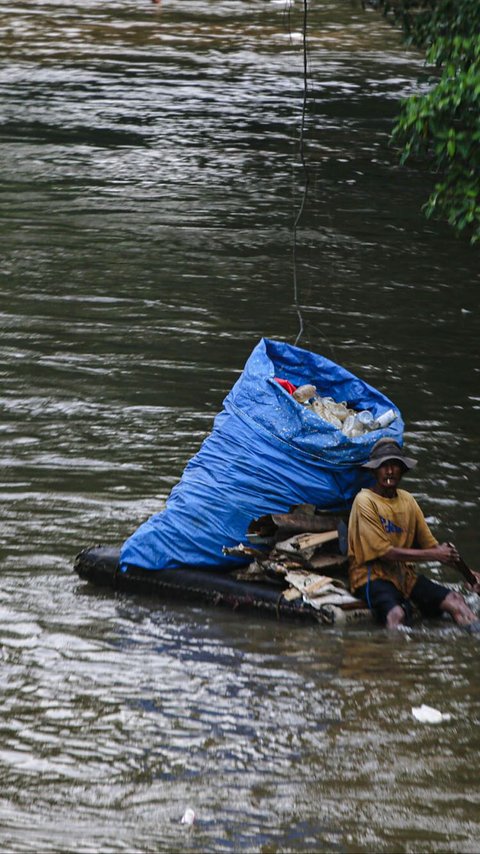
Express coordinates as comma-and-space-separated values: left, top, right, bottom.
0, 1, 479, 851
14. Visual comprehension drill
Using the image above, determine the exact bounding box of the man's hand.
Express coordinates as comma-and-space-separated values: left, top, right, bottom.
434, 542, 460, 564
445, 542, 480, 593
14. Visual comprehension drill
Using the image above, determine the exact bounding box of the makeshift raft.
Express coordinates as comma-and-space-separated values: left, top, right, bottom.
74, 509, 373, 626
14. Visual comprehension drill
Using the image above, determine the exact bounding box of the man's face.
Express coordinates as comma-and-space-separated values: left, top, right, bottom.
374, 458, 405, 492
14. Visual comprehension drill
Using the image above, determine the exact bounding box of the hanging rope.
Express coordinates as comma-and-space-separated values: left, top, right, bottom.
292, 0, 309, 347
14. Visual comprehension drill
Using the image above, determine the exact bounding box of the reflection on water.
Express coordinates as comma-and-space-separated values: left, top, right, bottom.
0, 0, 479, 851
1, 577, 479, 852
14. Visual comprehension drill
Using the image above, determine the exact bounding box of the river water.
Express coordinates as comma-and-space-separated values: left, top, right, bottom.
1, 1, 479, 851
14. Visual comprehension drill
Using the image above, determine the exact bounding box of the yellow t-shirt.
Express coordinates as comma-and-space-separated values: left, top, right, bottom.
348, 488, 438, 596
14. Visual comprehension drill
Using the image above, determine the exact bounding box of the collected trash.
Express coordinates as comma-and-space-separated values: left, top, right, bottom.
411, 704, 452, 724
283, 571, 359, 609
247, 506, 344, 543
120, 339, 402, 573
223, 505, 371, 624
289, 382, 397, 438
181, 808, 196, 825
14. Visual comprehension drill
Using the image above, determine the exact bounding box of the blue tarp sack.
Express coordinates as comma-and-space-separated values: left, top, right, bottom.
120, 338, 403, 571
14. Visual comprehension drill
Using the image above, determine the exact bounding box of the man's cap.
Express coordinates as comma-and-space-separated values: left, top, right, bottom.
361, 438, 417, 471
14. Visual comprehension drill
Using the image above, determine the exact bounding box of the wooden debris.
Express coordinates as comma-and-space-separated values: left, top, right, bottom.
261, 559, 288, 576
223, 543, 268, 561
282, 587, 302, 601
248, 510, 342, 540
293, 530, 339, 550
232, 560, 272, 582
284, 570, 361, 609
273, 536, 316, 562
225, 507, 363, 612
306, 553, 348, 572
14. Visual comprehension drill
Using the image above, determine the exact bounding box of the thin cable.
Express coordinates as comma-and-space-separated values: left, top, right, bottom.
292, 0, 309, 347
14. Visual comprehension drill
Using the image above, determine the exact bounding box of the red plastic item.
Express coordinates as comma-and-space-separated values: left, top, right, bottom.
274, 378, 297, 395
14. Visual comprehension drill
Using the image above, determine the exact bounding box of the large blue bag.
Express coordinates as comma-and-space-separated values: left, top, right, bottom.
120, 338, 403, 571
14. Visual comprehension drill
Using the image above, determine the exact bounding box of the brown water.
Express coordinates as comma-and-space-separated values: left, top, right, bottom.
0, 1, 479, 851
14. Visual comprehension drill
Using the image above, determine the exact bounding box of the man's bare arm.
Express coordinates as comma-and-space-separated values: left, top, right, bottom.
384, 542, 480, 593
383, 542, 459, 564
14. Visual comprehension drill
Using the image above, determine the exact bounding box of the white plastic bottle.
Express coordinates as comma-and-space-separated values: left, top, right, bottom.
356, 410, 375, 428
373, 408, 397, 429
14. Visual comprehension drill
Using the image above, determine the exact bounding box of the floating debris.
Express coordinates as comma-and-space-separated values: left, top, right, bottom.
181, 808, 196, 825
411, 704, 452, 724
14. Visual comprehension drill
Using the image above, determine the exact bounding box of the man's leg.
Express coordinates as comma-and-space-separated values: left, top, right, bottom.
411, 574, 479, 628
439, 590, 478, 626
354, 579, 412, 627
386, 605, 407, 630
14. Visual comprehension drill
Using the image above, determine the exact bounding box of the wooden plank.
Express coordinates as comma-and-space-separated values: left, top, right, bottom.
307, 553, 348, 571
294, 530, 339, 550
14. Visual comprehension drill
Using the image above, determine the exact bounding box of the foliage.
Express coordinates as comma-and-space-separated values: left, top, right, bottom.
371, 0, 480, 241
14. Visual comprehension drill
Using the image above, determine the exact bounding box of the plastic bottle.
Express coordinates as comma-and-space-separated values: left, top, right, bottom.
356, 410, 375, 428
342, 414, 364, 438
373, 408, 397, 429
293, 384, 317, 404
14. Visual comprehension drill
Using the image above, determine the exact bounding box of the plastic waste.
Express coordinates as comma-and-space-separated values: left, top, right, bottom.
181, 808, 196, 825
374, 408, 397, 429
342, 414, 364, 438
310, 398, 343, 430
320, 397, 349, 421
294, 388, 357, 430
120, 338, 403, 573
411, 704, 452, 724
356, 410, 375, 427
343, 408, 398, 437
293, 387, 398, 438
293, 384, 317, 404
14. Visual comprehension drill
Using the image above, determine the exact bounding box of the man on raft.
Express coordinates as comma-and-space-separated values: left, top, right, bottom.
348, 438, 480, 630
